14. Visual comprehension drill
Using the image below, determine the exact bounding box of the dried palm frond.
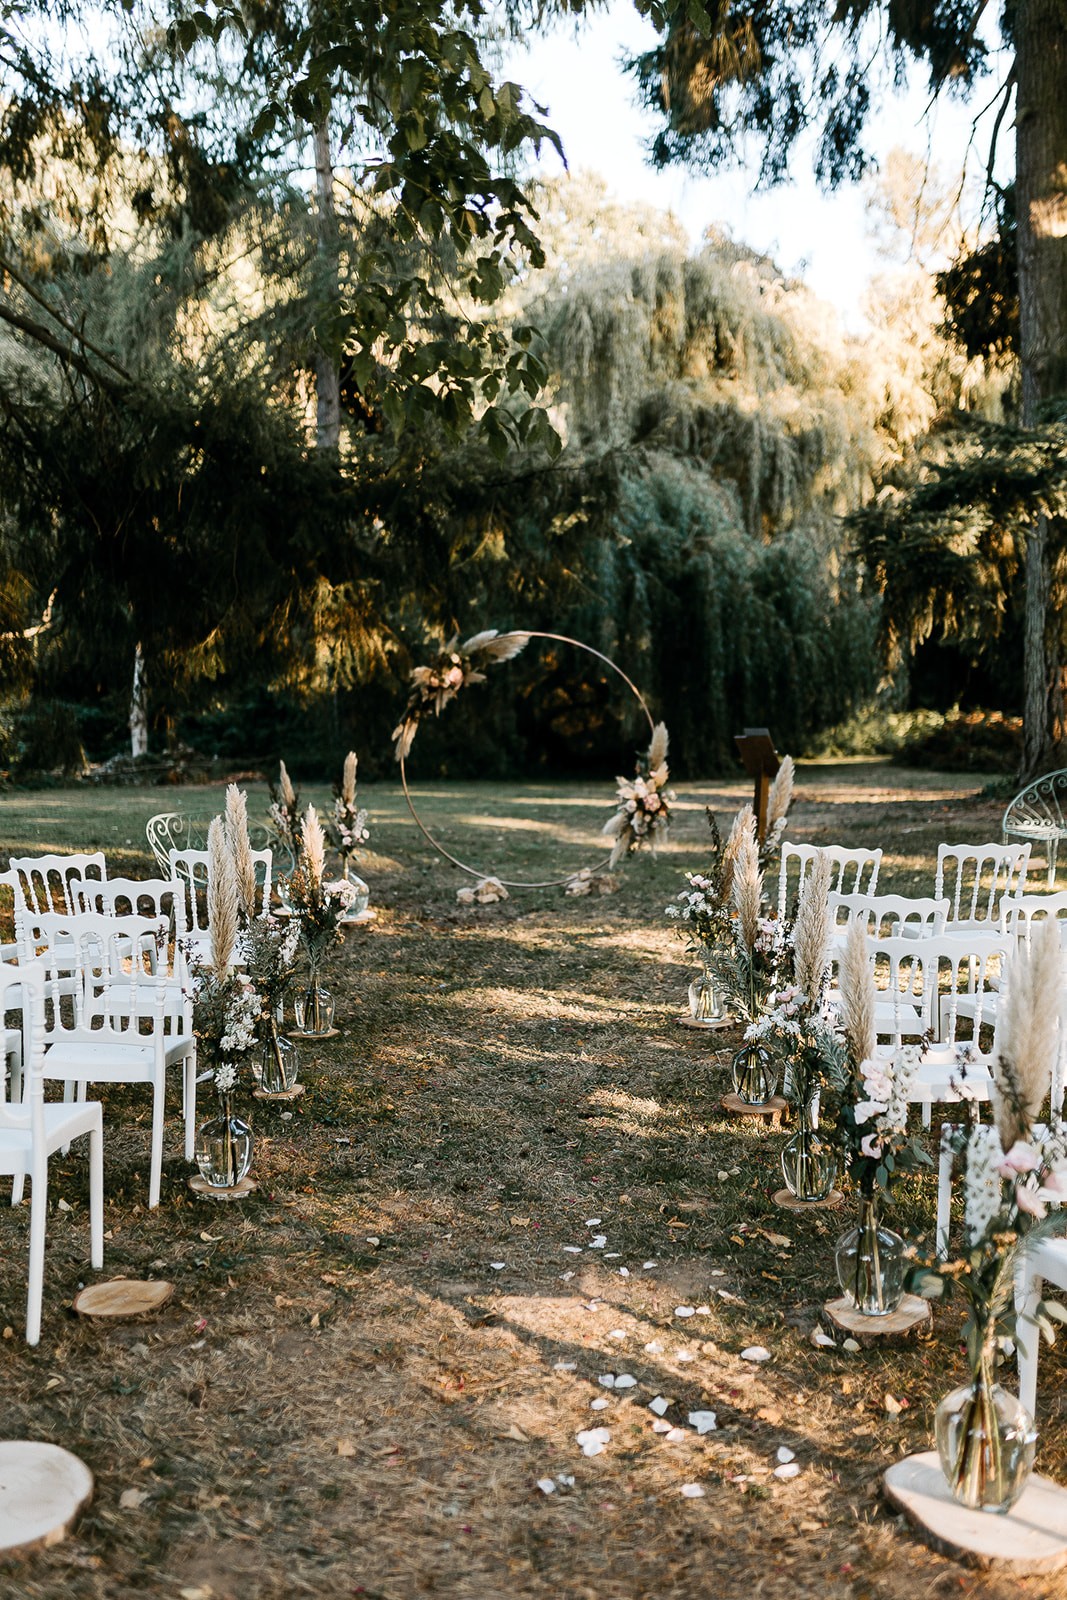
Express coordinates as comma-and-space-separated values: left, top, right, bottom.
993, 915, 1062, 1147
207, 816, 239, 979
341, 751, 357, 806
392, 718, 418, 762
766, 755, 795, 836
301, 805, 326, 891
721, 806, 755, 905
838, 916, 875, 1067
279, 760, 296, 811
732, 830, 762, 954
224, 784, 257, 923
463, 629, 531, 662
793, 851, 833, 1003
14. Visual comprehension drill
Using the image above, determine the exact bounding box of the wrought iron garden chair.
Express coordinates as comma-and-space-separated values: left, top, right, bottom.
1003, 770, 1067, 888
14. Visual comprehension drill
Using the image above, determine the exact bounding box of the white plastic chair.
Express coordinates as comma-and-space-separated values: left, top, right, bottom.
169, 847, 273, 962
935, 841, 1030, 932
29, 912, 197, 1208
827, 891, 948, 951
0, 963, 104, 1345
8, 852, 107, 923
778, 843, 882, 919
1015, 1234, 1067, 1417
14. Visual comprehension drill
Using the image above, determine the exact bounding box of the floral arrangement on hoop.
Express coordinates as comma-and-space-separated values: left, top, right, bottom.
824, 919, 931, 1194
331, 750, 370, 865
268, 760, 303, 855
185, 818, 261, 1096
603, 723, 672, 867
909, 918, 1067, 1506
284, 805, 358, 969
392, 630, 531, 760
746, 851, 845, 1108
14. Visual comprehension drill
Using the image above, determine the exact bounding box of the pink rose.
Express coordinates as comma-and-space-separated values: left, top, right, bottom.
999, 1141, 1039, 1176
860, 1134, 884, 1159
1015, 1183, 1048, 1221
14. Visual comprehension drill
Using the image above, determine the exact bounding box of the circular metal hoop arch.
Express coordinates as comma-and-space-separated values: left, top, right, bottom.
398, 631, 656, 890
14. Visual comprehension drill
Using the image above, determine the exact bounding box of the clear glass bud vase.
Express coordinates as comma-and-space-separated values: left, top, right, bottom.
781, 1096, 837, 1200
342, 859, 370, 917
834, 1191, 905, 1316
688, 964, 725, 1023
295, 978, 335, 1035
195, 1093, 253, 1189
935, 1350, 1037, 1513
731, 1043, 777, 1105
259, 1025, 299, 1094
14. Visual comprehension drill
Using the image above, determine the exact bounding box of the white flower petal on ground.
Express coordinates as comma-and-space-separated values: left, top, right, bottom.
576, 1427, 610, 1457
842, 1338, 861, 1353
559, 1271, 574, 1282
613, 1375, 636, 1389
608, 1329, 626, 1340
537, 1478, 556, 1494
680, 1483, 706, 1498
589, 1236, 607, 1249
553, 1361, 577, 1372
558, 1475, 575, 1487
810, 1330, 835, 1348
585, 1218, 601, 1227
489, 1263, 506, 1271
695, 1305, 711, 1315
643, 1340, 664, 1353
688, 1411, 718, 1435
740, 1346, 771, 1363
598, 1374, 616, 1388
562, 1246, 583, 1254
618, 1267, 630, 1277
676, 1351, 696, 1363
773, 1462, 801, 1480
590, 1397, 610, 1411
643, 1261, 658, 1270
776, 1447, 795, 1463
648, 1396, 670, 1416
665, 1428, 688, 1442
674, 1306, 695, 1318
651, 1419, 672, 1433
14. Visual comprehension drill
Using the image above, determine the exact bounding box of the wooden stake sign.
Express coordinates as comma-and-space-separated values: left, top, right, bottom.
734, 728, 780, 843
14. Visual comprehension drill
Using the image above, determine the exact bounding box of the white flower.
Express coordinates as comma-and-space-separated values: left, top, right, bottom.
964, 1125, 1006, 1247
214, 1062, 238, 1093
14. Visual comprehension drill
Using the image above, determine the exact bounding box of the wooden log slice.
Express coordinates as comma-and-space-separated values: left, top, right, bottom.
253, 1082, 307, 1103
823, 1293, 931, 1344
720, 1093, 789, 1126
884, 1451, 1067, 1573
675, 1014, 735, 1032
73, 1280, 174, 1320
773, 1188, 845, 1213
0, 1441, 93, 1554
287, 1027, 340, 1041
187, 1175, 258, 1201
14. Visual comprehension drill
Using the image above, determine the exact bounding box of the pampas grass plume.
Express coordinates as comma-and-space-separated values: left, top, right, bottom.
225, 784, 257, 922
721, 806, 755, 906
732, 829, 762, 954
994, 913, 1062, 1147
839, 916, 875, 1067
793, 851, 833, 1003
301, 805, 326, 891
279, 760, 296, 811
342, 750, 357, 806
648, 722, 669, 782
207, 816, 239, 979
766, 756, 795, 835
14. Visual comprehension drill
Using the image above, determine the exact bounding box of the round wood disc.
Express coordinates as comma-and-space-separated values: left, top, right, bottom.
720, 1093, 789, 1125
0, 1440, 93, 1554
773, 1188, 845, 1213
675, 1014, 735, 1032
253, 1082, 306, 1102
824, 1293, 931, 1341
884, 1451, 1067, 1573
187, 1175, 258, 1201
287, 1027, 340, 1040
73, 1279, 174, 1320
341, 909, 376, 925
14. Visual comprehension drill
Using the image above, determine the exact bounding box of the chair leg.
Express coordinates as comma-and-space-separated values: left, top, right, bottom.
25, 1164, 47, 1347
148, 1081, 164, 1209
183, 1051, 197, 1162
1015, 1259, 1044, 1419
89, 1124, 104, 1270
10, 1173, 24, 1206
936, 1125, 955, 1258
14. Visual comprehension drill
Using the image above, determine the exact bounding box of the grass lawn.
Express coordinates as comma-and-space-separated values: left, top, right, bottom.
0, 761, 1060, 1600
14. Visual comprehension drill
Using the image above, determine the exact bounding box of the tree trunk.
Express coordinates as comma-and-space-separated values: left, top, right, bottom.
312, 113, 341, 452
130, 642, 148, 758
1015, 0, 1067, 776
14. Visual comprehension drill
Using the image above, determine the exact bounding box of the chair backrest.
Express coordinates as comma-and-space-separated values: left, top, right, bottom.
870, 931, 1011, 1053
1002, 891, 1067, 949
8, 853, 107, 920
72, 875, 187, 934
168, 848, 273, 935
1003, 771, 1067, 842
935, 841, 1030, 927
0, 961, 41, 1135
778, 843, 882, 919
27, 912, 176, 1042
828, 891, 949, 941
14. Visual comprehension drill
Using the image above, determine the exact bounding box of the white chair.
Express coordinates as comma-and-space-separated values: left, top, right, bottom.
828, 891, 948, 950
0, 963, 104, 1345
778, 843, 882, 919
169, 847, 273, 963
1015, 1234, 1067, 1417
29, 912, 197, 1208
8, 852, 107, 923
935, 841, 1030, 932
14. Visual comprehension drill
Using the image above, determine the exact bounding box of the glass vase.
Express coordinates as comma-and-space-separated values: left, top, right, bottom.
781, 1096, 837, 1200
935, 1353, 1037, 1513
342, 860, 370, 918
688, 964, 726, 1024
295, 981, 335, 1035
259, 1027, 299, 1094
834, 1191, 905, 1316
731, 1043, 777, 1105
195, 1093, 253, 1190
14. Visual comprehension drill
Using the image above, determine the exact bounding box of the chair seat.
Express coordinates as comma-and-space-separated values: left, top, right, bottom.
0, 1100, 103, 1171
42, 1034, 195, 1081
